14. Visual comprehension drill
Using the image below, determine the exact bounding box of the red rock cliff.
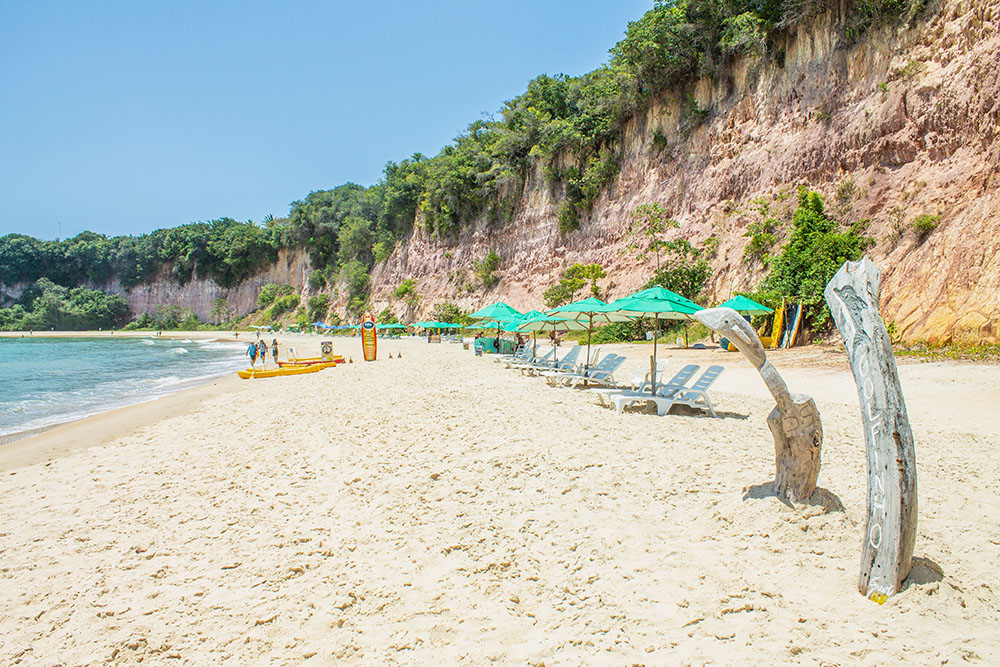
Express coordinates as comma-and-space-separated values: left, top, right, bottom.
368, 0, 999, 344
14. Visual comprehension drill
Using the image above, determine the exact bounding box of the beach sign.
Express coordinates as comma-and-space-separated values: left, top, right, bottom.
826, 257, 917, 602
321, 340, 333, 361
361, 312, 377, 361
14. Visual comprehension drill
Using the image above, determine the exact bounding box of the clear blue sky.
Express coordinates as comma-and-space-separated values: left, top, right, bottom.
0, 1, 652, 239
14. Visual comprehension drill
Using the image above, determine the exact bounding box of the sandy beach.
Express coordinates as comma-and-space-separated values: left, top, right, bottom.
1, 334, 998, 664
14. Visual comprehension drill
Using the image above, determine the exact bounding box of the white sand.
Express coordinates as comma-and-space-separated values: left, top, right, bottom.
1, 336, 998, 664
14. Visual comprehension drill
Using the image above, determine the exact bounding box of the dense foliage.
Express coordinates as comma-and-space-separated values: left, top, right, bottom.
542, 263, 607, 308
0, 0, 925, 327
0, 278, 130, 331
752, 187, 872, 330
0, 220, 282, 290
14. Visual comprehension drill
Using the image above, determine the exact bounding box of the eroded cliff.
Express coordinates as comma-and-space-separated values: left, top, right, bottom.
368, 0, 999, 344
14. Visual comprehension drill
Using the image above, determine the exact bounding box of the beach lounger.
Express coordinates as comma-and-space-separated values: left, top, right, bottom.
506, 347, 555, 370
543, 354, 625, 388
518, 345, 581, 375
496, 344, 531, 364
594, 363, 699, 408
612, 365, 724, 417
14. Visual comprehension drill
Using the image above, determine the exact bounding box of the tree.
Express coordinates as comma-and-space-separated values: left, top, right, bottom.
394, 278, 421, 311
645, 239, 711, 301
473, 250, 501, 289
209, 297, 233, 325
542, 263, 606, 307
308, 269, 327, 291
623, 203, 679, 269
429, 302, 468, 325
307, 294, 330, 322
758, 187, 873, 330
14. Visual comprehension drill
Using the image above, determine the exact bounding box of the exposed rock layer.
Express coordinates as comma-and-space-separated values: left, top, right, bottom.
369, 0, 999, 344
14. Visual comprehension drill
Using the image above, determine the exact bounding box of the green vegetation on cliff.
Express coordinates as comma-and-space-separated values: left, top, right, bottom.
0, 279, 130, 331
0, 0, 928, 327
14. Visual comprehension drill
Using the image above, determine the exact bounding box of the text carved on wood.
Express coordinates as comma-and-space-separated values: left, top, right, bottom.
825, 258, 917, 602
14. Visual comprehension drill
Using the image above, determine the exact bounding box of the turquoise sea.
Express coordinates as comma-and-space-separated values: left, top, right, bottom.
0, 336, 246, 438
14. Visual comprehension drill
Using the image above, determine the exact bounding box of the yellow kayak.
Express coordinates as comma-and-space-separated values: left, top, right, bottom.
237, 364, 323, 379
278, 356, 344, 366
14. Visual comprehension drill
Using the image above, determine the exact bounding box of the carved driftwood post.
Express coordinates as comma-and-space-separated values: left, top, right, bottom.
693, 308, 822, 502
825, 257, 917, 602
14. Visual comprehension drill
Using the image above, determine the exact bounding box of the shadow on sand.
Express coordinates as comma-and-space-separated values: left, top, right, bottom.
902, 556, 946, 589
742, 480, 846, 512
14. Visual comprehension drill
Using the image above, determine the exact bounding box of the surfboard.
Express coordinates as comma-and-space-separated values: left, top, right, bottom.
361, 312, 377, 361
770, 297, 786, 349
788, 300, 804, 347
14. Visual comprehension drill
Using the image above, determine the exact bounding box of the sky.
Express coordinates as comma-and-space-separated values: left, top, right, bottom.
0, 1, 653, 240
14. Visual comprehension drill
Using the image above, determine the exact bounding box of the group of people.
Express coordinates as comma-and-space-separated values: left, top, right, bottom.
247, 335, 278, 366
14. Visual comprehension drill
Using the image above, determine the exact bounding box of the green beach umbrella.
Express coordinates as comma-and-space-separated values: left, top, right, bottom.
547, 297, 626, 370
469, 301, 524, 353
609, 286, 703, 393
718, 295, 773, 316
517, 310, 586, 361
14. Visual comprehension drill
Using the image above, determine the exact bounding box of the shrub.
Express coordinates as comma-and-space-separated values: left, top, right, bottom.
912, 213, 940, 239
269, 293, 300, 320
758, 187, 873, 330
257, 283, 294, 308
307, 294, 330, 322
542, 263, 606, 308
474, 250, 501, 289
308, 269, 327, 291
340, 260, 370, 300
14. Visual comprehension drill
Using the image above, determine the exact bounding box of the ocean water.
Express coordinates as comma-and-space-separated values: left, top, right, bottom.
0, 336, 247, 438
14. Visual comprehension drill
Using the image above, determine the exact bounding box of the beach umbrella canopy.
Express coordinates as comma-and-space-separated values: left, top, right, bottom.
547, 297, 626, 370
517, 310, 587, 360
469, 301, 524, 322
608, 286, 703, 393
469, 302, 524, 351
718, 295, 773, 315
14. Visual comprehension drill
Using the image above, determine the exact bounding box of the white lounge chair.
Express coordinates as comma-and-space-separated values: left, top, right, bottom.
543, 354, 626, 388
613, 365, 724, 417
506, 347, 554, 369
518, 345, 582, 375
595, 363, 699, 408
496, 344, 532, 364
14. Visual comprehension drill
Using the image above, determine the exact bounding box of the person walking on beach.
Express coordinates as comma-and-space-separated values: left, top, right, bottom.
271, 338, 279, 365
257, 340, 268, 367
247, 342, 258, 366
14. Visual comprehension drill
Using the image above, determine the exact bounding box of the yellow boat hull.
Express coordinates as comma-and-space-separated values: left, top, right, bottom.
237, 364, 324, 379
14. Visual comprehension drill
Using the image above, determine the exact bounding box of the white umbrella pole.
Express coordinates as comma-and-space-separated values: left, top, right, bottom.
650, 313, 660, 395
586, 313, 593, 370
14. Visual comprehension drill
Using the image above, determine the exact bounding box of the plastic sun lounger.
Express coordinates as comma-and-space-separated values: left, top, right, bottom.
528, 345, 583, 375
612, 365, 724, 417
506, 347, 555, 370
496, 345, 531, 363
543, 354, 626, 388
594, 363, 700, 408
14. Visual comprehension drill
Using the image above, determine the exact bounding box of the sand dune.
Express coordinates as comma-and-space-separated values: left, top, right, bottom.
1, 336, 997, 664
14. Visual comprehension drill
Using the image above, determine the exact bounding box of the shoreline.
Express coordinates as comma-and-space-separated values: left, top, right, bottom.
0, 329, 354, 467
0, 373, 241, 472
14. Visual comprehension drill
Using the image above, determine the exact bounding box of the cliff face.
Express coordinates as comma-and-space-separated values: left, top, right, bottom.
111, 248, 312, 321
369, 0, 1000, 344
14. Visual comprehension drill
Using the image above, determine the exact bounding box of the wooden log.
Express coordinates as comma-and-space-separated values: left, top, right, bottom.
693, 307, 822, 502
825, 257, 917, 602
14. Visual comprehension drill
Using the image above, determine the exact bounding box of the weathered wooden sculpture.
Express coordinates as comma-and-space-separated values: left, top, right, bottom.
825, 257, 917, 602
693, 307, 822, 502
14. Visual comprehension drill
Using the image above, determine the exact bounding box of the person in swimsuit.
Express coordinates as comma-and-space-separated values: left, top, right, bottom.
271, 338, 279, 364
257, 340, 268, 366
247, 342, 258, 366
